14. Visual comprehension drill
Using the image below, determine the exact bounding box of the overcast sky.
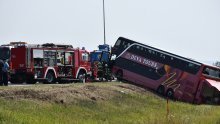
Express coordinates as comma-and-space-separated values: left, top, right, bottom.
0, 0, 220, 62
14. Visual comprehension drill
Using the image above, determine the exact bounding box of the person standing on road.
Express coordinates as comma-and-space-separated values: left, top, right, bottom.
0, 60, 3, 85
2, 60, 9, 86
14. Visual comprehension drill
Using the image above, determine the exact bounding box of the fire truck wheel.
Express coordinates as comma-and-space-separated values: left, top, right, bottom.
77, 71, 86, 83
116, 70, 123, 81
58, 80, 65, 84
166, 88, 174, 99
45, 71, 56, 84
157, 85, 165, 95
10, 75, 23, 84
26, 76, 36, 84
99, 77, 103, 82
10, 78, 16, 84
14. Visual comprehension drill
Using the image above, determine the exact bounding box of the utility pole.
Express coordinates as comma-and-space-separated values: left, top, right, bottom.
103, 0, 106, 44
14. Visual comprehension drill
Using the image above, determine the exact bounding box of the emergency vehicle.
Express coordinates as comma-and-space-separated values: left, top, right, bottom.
90, 44, 112, 81
10, 43, 91, 84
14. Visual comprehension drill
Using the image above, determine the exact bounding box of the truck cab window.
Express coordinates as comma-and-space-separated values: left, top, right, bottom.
82, 53, 89, 61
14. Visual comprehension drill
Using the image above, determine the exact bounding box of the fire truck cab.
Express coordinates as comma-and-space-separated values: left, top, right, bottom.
10, 43, 91, 84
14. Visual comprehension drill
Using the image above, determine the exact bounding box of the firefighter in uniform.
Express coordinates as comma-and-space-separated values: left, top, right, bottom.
97, 61, 104, 81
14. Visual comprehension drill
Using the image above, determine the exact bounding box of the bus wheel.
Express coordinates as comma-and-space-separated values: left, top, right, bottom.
166, 88, 174, 99
157, 85, 165, 95
116, 70, 123, 81
45, 71, 56, 84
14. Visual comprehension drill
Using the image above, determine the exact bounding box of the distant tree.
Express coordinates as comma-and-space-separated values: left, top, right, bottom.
213, 61, 220, 67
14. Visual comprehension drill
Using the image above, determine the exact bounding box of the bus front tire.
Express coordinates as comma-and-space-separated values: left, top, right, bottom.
157, 85, 165, 95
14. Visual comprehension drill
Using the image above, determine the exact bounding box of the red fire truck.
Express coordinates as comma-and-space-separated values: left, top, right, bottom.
10, 43, 91, 84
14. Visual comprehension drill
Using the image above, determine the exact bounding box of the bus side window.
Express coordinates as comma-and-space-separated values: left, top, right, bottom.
122, 41, 130, 49
122, 41, 125, 46
203, 68, 209, 75
121, 41, 126, 48
160, 54, 166, 60
172, 58, 181, 69
185, 62, 192, 72
146, 49, 156, 61
130, 45, 136, 51
124, 43, 130, 49
181, 60, 188, 71
127, 43, 131, 47
115, 40, 121, 46
188, 63, 196, 69
165, 55, 170, 64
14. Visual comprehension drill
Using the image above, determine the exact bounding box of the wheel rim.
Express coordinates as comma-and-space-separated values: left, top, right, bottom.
167, 90, 173, 98
78, 73, 85, 83
47, 73, 54, 83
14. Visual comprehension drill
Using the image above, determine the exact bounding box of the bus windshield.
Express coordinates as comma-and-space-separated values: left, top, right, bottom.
0, 47, 10, 60
203, 66, 220, 79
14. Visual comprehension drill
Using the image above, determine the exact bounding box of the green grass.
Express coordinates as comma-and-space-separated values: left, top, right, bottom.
0, 83, 219, 124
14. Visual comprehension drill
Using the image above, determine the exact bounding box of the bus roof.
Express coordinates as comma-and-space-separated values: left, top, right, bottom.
118, 37, 202, 66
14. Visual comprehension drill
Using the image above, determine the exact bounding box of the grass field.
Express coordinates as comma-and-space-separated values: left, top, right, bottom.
0, 82, 219, 124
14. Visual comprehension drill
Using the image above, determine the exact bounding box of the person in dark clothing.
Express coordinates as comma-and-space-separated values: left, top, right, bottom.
0, 60, 9, 86
2, 60, 9, 86
0, 60, 4, 85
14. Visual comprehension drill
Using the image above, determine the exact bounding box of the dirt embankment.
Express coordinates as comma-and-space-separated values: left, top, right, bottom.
0, 83, 150, 104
